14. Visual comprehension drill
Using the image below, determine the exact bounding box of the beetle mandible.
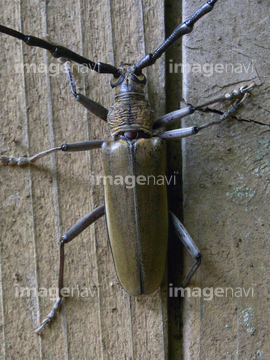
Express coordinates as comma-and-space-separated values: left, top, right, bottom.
0, 0, 254, 334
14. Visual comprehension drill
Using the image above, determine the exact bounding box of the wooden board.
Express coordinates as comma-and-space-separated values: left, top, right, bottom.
1, 0, 269, 359
0, 0, 167, 359
180, 0, 270, 359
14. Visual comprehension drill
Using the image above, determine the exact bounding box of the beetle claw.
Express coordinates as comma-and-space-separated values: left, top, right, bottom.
35, 319, 50, 335
35, 297, 62, 335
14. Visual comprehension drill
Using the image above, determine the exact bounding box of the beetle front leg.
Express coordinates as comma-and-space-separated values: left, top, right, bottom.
170, 212, 201, 288
0, 140, 104, 166
64, 61, 108, 121
35, 204, 105, 335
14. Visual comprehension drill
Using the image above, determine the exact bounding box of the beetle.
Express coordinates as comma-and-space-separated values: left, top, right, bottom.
0, 0, 254, 335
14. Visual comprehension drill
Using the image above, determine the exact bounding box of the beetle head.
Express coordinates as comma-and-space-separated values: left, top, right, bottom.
111, 63, 147, 95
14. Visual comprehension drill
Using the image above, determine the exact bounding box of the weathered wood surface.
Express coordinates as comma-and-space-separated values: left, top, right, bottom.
180, 0, 270, 359
0, 0, 167, 359
1, 0, 269, 359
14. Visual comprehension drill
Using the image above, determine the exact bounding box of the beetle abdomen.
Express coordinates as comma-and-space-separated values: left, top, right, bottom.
102, 137, 168, 296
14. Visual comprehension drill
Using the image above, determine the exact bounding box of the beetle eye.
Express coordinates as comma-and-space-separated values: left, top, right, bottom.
130, 73, 147, 85
111, 75, 125, 88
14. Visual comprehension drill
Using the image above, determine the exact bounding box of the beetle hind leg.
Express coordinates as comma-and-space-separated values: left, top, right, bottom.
35, 205, 105, 335
170, 211, 201, 288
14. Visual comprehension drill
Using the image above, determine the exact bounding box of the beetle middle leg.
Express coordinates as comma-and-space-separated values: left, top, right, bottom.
157, 84, 254, 141
35, 204, 105, 335
170, 212, 201, 288
154, 83, 255, 130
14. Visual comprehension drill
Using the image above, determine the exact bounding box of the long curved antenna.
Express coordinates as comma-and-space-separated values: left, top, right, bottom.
134, 0, 218, 74
0, 25, 119, 75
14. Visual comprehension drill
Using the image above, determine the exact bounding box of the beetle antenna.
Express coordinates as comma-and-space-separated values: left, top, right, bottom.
0, 24, 119, 75
134, 0, 218, 74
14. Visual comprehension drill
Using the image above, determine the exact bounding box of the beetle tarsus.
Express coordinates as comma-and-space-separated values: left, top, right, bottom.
197, 91, 251, 132
181, 255, 202, 289
0, 155, 30, 166
35, 297, 62, 335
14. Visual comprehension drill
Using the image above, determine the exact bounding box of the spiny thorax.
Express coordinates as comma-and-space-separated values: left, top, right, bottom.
107, 91, 154, 138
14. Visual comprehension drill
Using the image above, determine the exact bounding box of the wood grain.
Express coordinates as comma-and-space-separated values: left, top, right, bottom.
1, 0, 269, 359
0, 0, 166, 359
181, 0, 270, 359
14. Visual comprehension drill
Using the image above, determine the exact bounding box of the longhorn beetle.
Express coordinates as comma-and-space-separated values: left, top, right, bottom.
0, 0, 254, 335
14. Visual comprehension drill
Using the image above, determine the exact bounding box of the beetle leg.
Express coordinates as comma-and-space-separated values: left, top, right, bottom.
170, 212, 201, 288
158, 95, 250, 140
196, 98, 246, 131
64, 61, 108, 121
154, 83, 255, 129
35, 204, 105, 335
0, 140, 104, 166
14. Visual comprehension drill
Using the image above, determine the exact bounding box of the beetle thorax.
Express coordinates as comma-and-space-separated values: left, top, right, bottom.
108, 64, 154, 139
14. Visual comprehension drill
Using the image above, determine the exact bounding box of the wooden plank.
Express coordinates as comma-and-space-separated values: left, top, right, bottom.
0, 0, 168, 359
180, 0, 270, 359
